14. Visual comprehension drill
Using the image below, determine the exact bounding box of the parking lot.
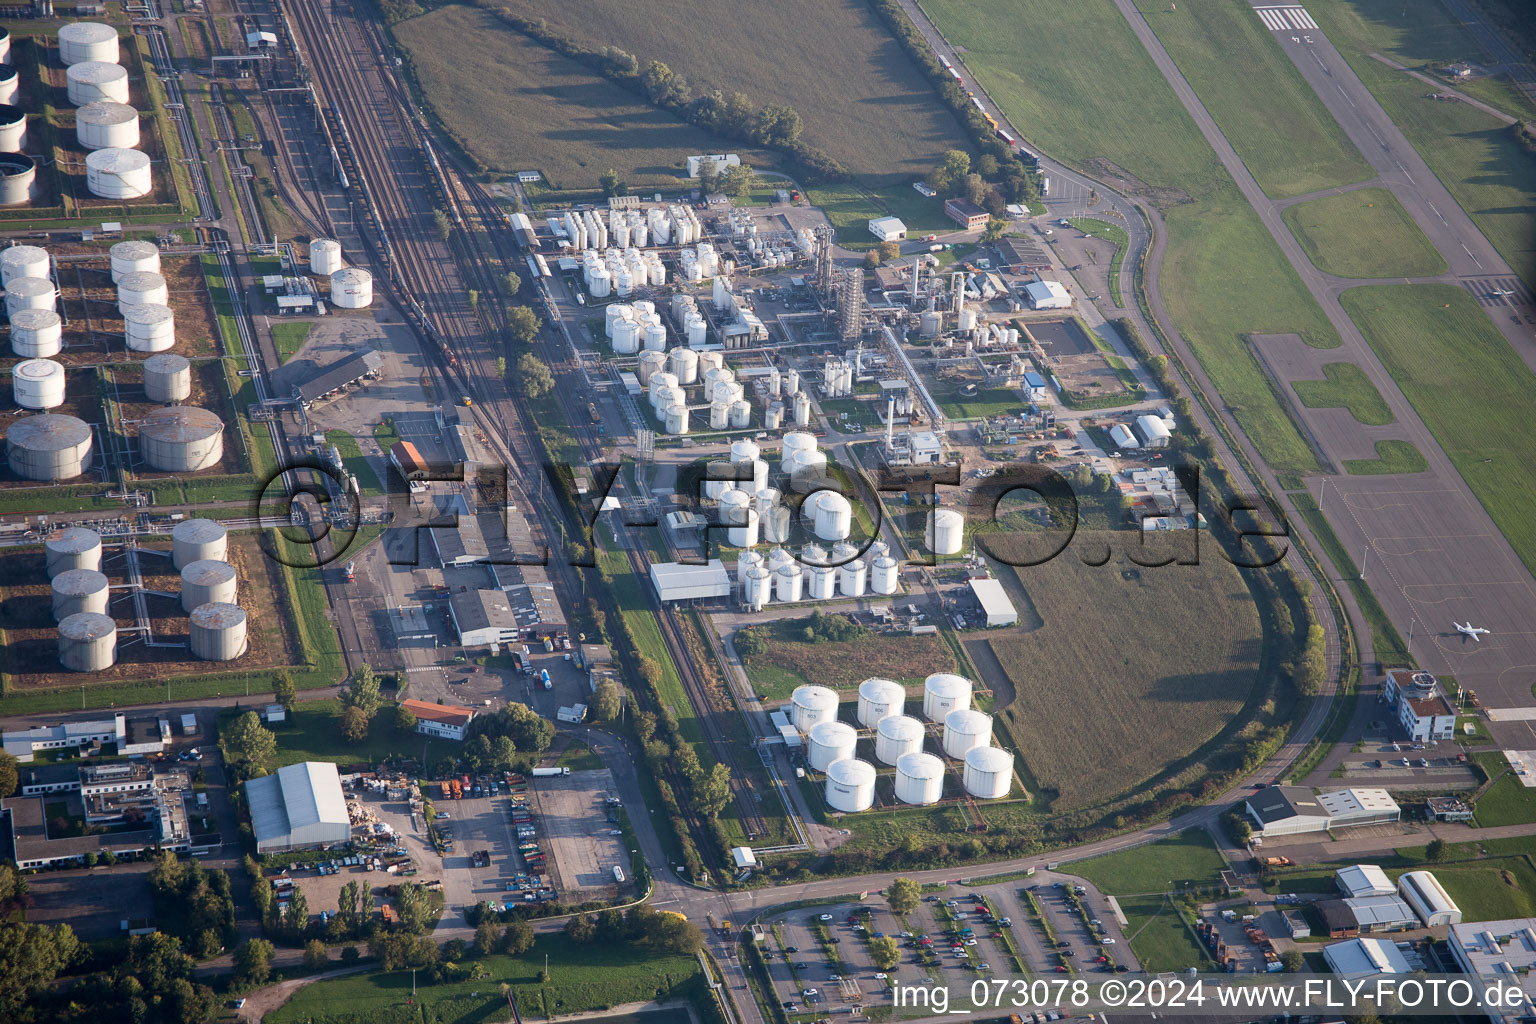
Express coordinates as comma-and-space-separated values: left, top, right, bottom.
524, 769, 630, 896
24, 863, 156, 940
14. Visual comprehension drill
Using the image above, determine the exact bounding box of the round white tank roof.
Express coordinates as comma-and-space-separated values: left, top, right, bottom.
965, 746, 1014, 773
110, 239, 159, 263
121, 302, 174, 326
925, 673, 972, 697
791, 684, 836, 709
85, 146, 150, 175
825, 758, 876, 787
181, 558, 236, 586
897, 751, 944, 780
190, 601, 245, 629
808, 720, 857, 746
8, 414, 90, 451
173, 517, 227, 543
59, 610, 115, 640
877, 714, 925, 741
45, 526, 100, 553
859, 677, 905, 703
945, 708, 992, 734
140, 405, 222, 443
77, 100, 137, 127
59, 21, 118, 45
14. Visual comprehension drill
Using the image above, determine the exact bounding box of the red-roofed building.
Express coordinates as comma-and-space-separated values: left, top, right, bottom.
389, 441, 430, 480
400, 699, 478, 741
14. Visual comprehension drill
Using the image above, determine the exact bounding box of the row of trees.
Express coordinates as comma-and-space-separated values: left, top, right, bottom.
561, 903, 703, 955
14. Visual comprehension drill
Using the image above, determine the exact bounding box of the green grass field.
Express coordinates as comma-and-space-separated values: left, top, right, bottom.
1474, 752, 1536, 827
804, 183, 953, 249
1269, 850, 1536, 922
1115, 895, 1212, 972
1344, 439, 1428, 476
1282, 188, 1447, 278
1070, 830, 1230, 895
270, 322, 312, 364
1291, 361, 1394, 425
1130, 0, 1372, 198
325, 430, 385, 496
1340, 284, 1536, 575
736, 616, 959, 701
228, 698, 450, 768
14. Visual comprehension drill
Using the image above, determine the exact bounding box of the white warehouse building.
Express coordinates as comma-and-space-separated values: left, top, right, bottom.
1022, 280, 1072, 310
244, 761, 350, 854
867, 216, 907, 242
1398, 870, 1462, 926
651, 560, 732, 602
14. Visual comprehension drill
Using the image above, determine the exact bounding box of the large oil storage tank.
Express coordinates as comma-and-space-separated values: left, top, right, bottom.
122, 302, 175, 351
809, 490, 852, 542
789, 684, 838, 732
870, 555, 899, 595
76, 100, 139, 150
45, 526, 102, 578
66, 61, 130, 105
0, 244, 49, 286
743, 565, 771, 611
838, 558, 866, 597
779, 431, 816, 472
108, 239, 160, 282
190, 601, 248, 661
180, 558, 237, 613
0, 27, 9, 65
309, 238, 343, 276
788, 448, 828, 491
963, 746, 1014, 799
636, 349, 666, 387
894, 751, 945, 805
761, 504, 791, 545
59, 22, 120, 65
943, 708, 993, 759
668, 346, 698, 385
774, 560, 802, 603
85, 147, 151, 199
805, 562, 835, 600
5, 275, 55, 316
730, 438, 760, 465
923, 673, 973, 721
736, 548, 764, 584
142, 352, 191, 403
702, 460, 734, 500
824, 758, 876, 813
876, 715, 925, 766
857, 677, 906, 727
9, 309, 61, 358
8, 413, 92, 481
0, 66, 15, 107
59, 612, 116, 673
663, 403, 689, 436
0, 104, 26, 153
116, 270, 167, 310
926, 508, 965, 555
172, 517, 227, 569
140, 405, 222, 471
330, 267, 373, 308
0, 153, 35, 206
51, 568, 110, 621
807, 720, 858, 772
13, 358, 66, 409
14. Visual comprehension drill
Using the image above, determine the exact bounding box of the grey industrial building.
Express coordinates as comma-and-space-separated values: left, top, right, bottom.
245, 761, 350, 854
448, 588, 522, 647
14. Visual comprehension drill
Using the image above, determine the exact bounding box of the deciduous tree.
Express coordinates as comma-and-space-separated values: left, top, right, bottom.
219, 712, 277, 778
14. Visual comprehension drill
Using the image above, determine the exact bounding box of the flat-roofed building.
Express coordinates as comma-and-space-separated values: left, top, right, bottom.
650, 559, 732, 602
969, 578, 1018, 627
1337, 863, 1396, 898
1448, 919, 1536, 1024
448, 589, 521, 647
1323, 937, 1413, 976
1344, 894, 1418, 933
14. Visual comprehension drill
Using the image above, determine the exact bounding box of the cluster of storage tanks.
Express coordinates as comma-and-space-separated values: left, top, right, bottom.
789, 673, 1015, 812
559, 204, 702, 253
604, 299, 666, 354
740, 540, 897, 609
55, 22, 154, 201
582, 247, 666, 299
0, 26, 41, 206
305, 238, 370, 309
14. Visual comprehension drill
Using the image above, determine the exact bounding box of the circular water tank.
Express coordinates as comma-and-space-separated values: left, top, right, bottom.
766, 546, 793, 571
44, 526, 102, 578
668, 346, 698, 384
926, 509, 965, 555
789, 683, 837, 731
7, 413, 92, 480
651, 386, 684, 418
0, 104, 26, 152
5, 275, 55, 315
122, 302, 175, 351
10, 309, 61, 357
788, 449, 829, 491
636, 349, 666, 386
309, 238, 343, 276
743, 566, 772, 611
330, 267, 373, 308
52, 567, 109, 621
924, 673, 973, 721
172, 517, 227, 569
870, 555, 899, 595
190, 602, 248, 661
807, 720, 858, 772
761, 504, 791, 545
0, 244, 49, 286
806, 563, 835, 600
824, 758, 876, 813
0, 153, 35, 206
857, 678, 906, 727
685, 314, 707, 347
754, 486, 780, 514
59, 611, 116, 672
611, 318, 640, 354
142, 352, 191, 402
958, 308, 978, 333
180, 558, 237, 613
943, 708, 993, 759
894, 751, 945, 805
59, 21, 119, 65
140, 405, 223, 471
67, 61, 130, 105
876, 714, 925, 765
86, 147, 151, 199
774, 560, 803, 603
588, 266, 610, 298
116, 269, 167, 310
108, 239, 159, 282
779, 431, 816, 472
729, 400, 752, 429
964, 746, 1014, 799
76, 100, 139, 150
838, 558, 866, 597
13, 358, 65, 409
664, 403, 689, 435
736, 548, 764, 584
720, 489, 758, 547
809, 490, 853, 542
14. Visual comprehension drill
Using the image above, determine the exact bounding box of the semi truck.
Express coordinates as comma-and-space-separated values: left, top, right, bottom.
539, 669, 552, 690
531, 766, 570, 778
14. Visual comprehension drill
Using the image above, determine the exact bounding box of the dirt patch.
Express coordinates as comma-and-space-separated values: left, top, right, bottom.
1081, 158, 1193, 208
1022, 318, 1130, 404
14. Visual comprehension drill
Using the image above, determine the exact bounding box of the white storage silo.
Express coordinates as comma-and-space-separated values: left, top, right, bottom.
668, 347, 698, 384
636, 350, 666, 386
86, 147, 152, 199
766, 546, 793, 571
876, 715, 925, 765
0, 64, 13, 107
605, 302, 633, 336
926, 509, 965, 555
761, 505, 791, 545
648, 372, 678, 409
810, 491, 853, 542
0, 26, 8, 64
764, 403, 784, 431
923, 673, 973, 721
611, 317, 639, 354
588, 266, 610, 298
140, 405, 223, 471
702, 460, 735, 500
774, 560, 803, 603
784, 368, 800, 396
59, 22, 120, 65
807, 720, 857, 772
963, 746, 1014, 799
309, 238, 343, 276
172, 517, 227, 569
44, 526, 102, 578
0, 104, 25, 153
59, 612, 116, 672
664, 403, 689, 436
870, 556, 899, 595
117, 270, 168, 310
0, 153, 35, 206
789, 684, 838, 731
788, 449, 828, 491
1, 244, 50, 286
52, 568, 110, 621
806, 563, 835, 600
67, 61, 130, 105
191, 602, 248, 661
747, 458, 769, 492
857, 678, 905, 727
180, 558, 237, 613
643, 322, 667, 352
730, 438, 760, 465
720, 489, 757, 547
730, 400, 752, 428
76, 101, 139, 150
5, 276, 55, 316
109, 239, 160, 282
943, 708, 992, 759
329, 267, 373, 308
824, 758, 876, 813
838, 558, 867, 597
779, 431, 816, 472
7, 413, 92, 480
793, 390, 812, 427
736, 549, 764, 584
13, 358, 66, 410
143, 352, 191, 402
894, 751, 945, 805
122, 303, 175, 351
743, 566, 772, 611
754, 486, 780, 514
708, 400, 730, 430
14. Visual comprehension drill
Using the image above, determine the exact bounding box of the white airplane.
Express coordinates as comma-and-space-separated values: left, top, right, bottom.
1455, 621, 1490, 642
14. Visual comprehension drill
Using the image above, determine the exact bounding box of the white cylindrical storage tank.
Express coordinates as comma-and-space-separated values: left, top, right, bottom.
744, 566, 771, 610
0, 104, 24, 153
116, 270, 167, 310
876, 715, 925, 765
894, 752, 945, 805
793, 390, 812, 427
1, 245, 49, 286
736, 548, 764, 584
142, 352, 191, 402
754, 486, 780, 514
44, 526, 102, 578
697, 351, 724, 375
108, 239, 159, 282
643, 322, 667, 352
810, 491, 853, 542
668, 346, 698, 384
190, 602, 248, 661
761, 505, 791, 545
13, 358, 66, 410
8, 413, 91, 480
0, 30, 9, 70
86, 147, 152, 199
67, 61, 130, 105
611, 318, 640, 354
748, 458, 769, 493
729, 400, 752, 429
636, 349, 666, 386
730, 438, 760, 465
943, 708, 993, 759
59, 22, 119, 65
764, 402, 783, 430
180, 558, 237, 613
309, 237, 343, 276
766, 546, 793, 571
702, 460, 734, 500
51, 568, 110, 621
784, 368, 800, 396
926, 509, 965, 555
958, 309, 978, 333
806, 564, 835, 600
964, 746, 1014, 799
870, 556, 899, 595
838, 558, 867, 598
329, 267, 373, 308
59, 612, 116, 672
789, 684, 837, 731
685, 314, 707, 347
774, 560, 803, 603
779, 431, 815, 472
648, 371, 678, 405
824, 758, 876, 813
664, 403, 689, 435
807, 720, 858, 772
588, 266, 610, 298
923, 673, 973, 721
76, 100, 138, 150
720, 489, 758, 548
0, 153, 36, 206
140, 405, 223, 471
605, 302, 633, 336
614, 269, 633, 298
5, 276, 55, 316
857, 678, 905, 727
172, 517, 227, 570
788, 448, 828, 489
708, 400, 730, 430
122, 302, 175, 352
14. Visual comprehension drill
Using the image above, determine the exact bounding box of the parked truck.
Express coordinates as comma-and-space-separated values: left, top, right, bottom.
531, 766, 569, 777
539, 669, 552, 691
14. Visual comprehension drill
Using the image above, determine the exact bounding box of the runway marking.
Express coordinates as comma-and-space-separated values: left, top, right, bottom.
1462, 276, 1532, 307
1488, 709, 1536, 722
1428, 202, 1448, 225
1255, 5, 1318, 30
1461, 244, 1484, 270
